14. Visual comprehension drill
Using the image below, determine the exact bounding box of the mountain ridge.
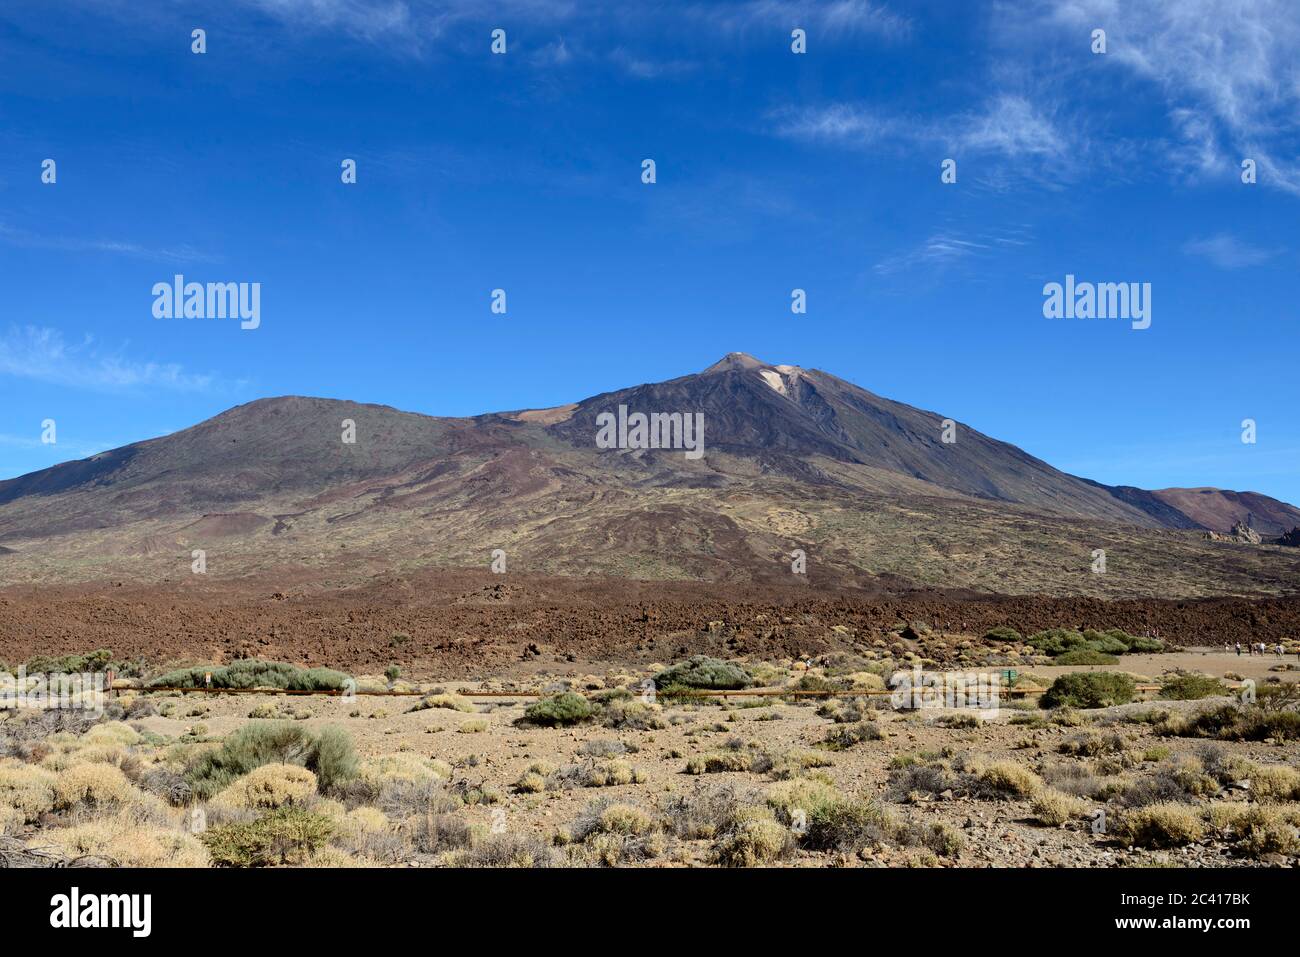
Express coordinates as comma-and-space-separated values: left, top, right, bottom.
1, 353, 1297, 597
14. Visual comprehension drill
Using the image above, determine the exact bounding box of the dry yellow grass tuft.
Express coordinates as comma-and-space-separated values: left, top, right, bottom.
44, 814, 210, 867
976, 760, 1044, 797
358, 753, 452, 787
81, 721, 142, 747
211, 763, 317, 810
0, 760, 58, 822
1250, 764, 1300, 801
1116, 802, 1206, 848
412, 693, 477, 714
1031, 788, 1088, 826
766, 777, 841, 822
52, 762, 136, 810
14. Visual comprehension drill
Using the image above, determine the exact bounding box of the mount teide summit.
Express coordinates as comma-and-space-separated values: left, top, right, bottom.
1, 354, 1297, 597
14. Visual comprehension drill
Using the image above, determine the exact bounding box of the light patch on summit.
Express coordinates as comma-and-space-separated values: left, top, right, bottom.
507, 403, 578, 425
758, 369, 788, 395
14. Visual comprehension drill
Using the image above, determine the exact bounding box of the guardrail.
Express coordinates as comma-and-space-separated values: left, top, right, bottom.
136, 683, 1171, 700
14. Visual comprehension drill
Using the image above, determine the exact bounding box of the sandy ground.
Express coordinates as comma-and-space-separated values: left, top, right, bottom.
104, 647, 1300, 868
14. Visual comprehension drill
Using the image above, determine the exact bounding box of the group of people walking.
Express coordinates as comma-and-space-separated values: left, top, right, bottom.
1226, 641, 1288, 657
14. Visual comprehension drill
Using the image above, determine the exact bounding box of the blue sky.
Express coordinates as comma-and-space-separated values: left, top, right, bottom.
2, 0, 1297, 503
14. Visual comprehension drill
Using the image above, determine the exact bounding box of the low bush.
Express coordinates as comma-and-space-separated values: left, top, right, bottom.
766, 777, 842, 823
802, 798, 894, 853
185, 722, 357, 799
685, 751, 752, 775
0, 761, 58, 822
46, 816, 209, 866
974, 761, 1043, 798
22, 648, 121, 675
600, 698, 666, 730
1169, 704, 1300, 742
1159, 674, 1227, 701
408, 693, 476, 714
520, 693, 594, 727
210, 764, 317, 810
654, 656, 753, 691
149, 659, 349, 691
454, 833, 561, 867
710, 807, 790, 867
1053, 649, 1119, 666
1115, 802, 1206, 848
1040, 672, 1136, 709
1214, 805, 1300, 856
201, 807, 336, 866
819, 721, 884, 751
1249, 764, 1300, 801
1032, 788, 1088, 826
52, 762, 135, 810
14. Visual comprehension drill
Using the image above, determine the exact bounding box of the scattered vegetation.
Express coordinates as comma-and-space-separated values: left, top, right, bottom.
1115, 803, 1206, 849
1159, 674, 1228, 701
1040, 672, 1136, 709
185, 722, 358, 798
149, 660, 349, 692
654, 656, 754, 693
520, 692, 594, 727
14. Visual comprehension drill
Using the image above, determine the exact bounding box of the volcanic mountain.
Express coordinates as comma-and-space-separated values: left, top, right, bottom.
1, 353, 1297, 598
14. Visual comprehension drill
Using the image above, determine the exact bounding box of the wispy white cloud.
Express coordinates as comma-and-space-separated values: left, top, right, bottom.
0, 326, 227, 393
607, 47, 696, 79
694, 0, 911, 40
872, 227, 1033, 276
773, 103, 902, 143
1038, 0, 1300, 194
1183, 233, 1280, 269
775, 95, 1077, 174
0, 222, 215, 265
957, 95, 1068, 159
230, 0, 906, 58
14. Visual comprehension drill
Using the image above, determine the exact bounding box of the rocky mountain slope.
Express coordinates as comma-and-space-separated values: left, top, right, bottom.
1, 353, 1297, 598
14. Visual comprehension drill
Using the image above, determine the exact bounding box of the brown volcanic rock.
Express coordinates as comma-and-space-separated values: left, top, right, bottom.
1, 572, 1299, 675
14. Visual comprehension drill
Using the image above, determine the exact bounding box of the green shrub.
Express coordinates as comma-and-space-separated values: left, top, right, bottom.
311, 726, 360, 791
521, 692, 594, 727
1171, 705, 1300, 742
803, 798, 894, 853
1122, 635, 1165, 653
983, 626, 1022, 643
149, 659, 349, 691
654, 656, 753, 691
201, 807, 336, 866
1053, 649, 1119, 666
710, 808, 790, 867
1080, 630, 1130, 655
185, 721, 358, 798
1025, 629, 1088, 656
1025, 627, 1159, 658
1040, 672, 1136, 709
819, 721, 884, 751
24, 649, 119, 674
1160, 674, 1227, 701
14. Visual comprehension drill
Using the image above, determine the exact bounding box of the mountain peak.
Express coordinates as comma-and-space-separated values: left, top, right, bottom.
703, 352, 778, 374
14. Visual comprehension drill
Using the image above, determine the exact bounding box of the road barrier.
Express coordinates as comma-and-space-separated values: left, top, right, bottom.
136, 683, 1169, 700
